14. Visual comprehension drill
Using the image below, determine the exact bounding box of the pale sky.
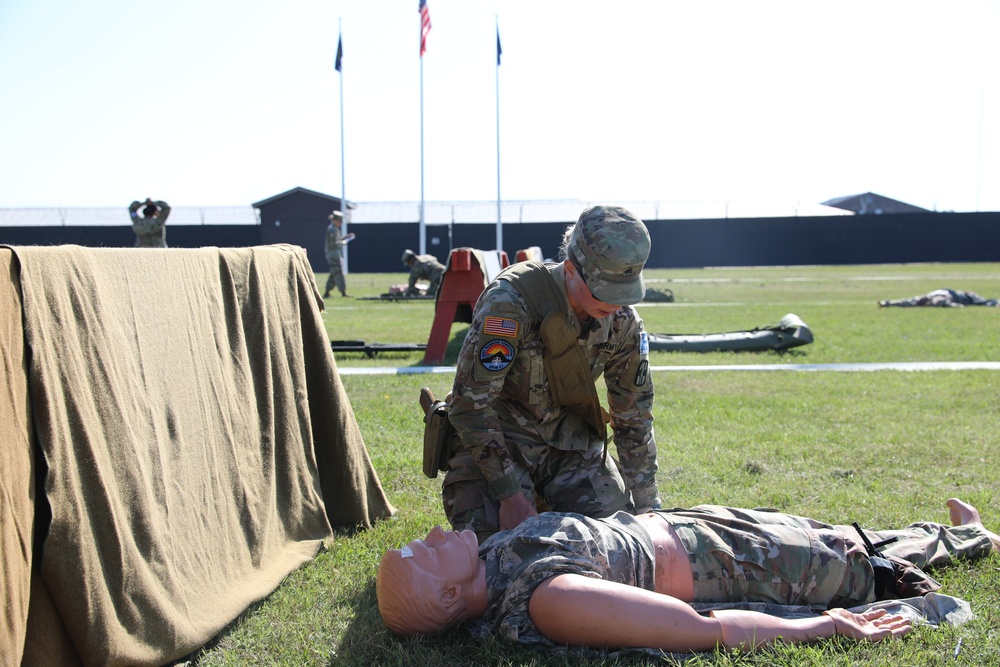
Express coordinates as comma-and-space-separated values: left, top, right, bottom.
1, 0, 998, 213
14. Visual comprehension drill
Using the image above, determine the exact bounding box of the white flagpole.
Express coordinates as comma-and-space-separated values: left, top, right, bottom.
420, 55, 426, 256
418, 3, 427, 256
338, 19, 349, 274
495, 16, 502, 253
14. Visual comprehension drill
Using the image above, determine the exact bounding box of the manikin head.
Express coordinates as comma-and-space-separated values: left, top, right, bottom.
376, 526, 481, 636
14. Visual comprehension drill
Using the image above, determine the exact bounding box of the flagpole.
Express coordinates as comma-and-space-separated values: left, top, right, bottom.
418, 3, 427, 256
495, 16, 502, 253
418, 0, 431, 255
420, 55, 426, 256
338, 19, 349, 273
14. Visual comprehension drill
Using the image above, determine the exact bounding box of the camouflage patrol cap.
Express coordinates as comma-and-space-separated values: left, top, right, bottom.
401, 249, 416, 264
567, 205, 650, 305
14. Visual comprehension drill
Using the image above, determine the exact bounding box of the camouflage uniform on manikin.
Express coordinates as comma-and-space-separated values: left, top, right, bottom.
444, 206, 659, 540
880, 288, 1000, 307
406, 253, 446, 296
324, 213, 348, 297
128, 199, 170, 248
469, 507, 994, 648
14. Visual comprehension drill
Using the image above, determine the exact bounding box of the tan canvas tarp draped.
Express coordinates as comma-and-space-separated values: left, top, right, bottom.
0, 249, 34, 667
3, 245, 394, 667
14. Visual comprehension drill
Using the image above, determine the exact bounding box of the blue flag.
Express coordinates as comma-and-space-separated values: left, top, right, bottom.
496, 28, 502, 65
335, 34, 343, 72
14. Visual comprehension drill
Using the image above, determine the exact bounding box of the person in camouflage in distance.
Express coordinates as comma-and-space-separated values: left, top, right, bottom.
402, 249, 446, 296
879, 288, 1000, 307
128, 198, 170, 248
443, 205, 659, 541
324, 211, 351, 298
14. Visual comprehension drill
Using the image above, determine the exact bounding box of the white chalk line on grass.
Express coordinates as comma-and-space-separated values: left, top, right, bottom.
338, 361, 1000, 376
645, 274, 1000, 284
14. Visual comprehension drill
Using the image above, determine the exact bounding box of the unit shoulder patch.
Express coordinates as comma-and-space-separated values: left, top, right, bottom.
478, 339, 515, 372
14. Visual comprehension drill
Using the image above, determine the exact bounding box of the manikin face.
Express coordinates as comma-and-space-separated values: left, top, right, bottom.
400, 526, 479, 580
565, 260, 620, 320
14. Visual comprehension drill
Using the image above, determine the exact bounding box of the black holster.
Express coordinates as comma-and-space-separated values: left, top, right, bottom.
420, 387, 453, 478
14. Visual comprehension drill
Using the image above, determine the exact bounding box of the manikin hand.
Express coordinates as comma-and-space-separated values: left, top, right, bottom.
498, 493, 537, 531
823, 608, 913, 642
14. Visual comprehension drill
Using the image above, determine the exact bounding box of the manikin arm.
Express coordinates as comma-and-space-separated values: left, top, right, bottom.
528, 574, 911, 653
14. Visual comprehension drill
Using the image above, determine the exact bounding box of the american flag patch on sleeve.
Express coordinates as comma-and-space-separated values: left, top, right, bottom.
483, 316, 518, 338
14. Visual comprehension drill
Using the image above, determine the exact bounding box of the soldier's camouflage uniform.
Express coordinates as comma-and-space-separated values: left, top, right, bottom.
881, 288, 1000, 307
128, 200, 170, 248
469, 507, 994, 648
444, 262, 658, 539
324, 220, 347, 297
407, 254, 446, 296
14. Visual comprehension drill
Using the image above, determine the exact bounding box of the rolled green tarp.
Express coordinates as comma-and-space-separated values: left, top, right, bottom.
648, 313, 813, 352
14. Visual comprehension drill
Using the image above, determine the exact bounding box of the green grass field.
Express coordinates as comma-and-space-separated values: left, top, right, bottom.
192, 263, 1000, 666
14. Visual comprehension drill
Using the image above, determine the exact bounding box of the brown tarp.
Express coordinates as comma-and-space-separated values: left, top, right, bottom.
1, 245, 394, 667
0, 249, 34, 667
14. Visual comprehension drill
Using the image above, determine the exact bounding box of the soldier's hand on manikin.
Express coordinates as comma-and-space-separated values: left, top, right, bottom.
499, 493, 537, 531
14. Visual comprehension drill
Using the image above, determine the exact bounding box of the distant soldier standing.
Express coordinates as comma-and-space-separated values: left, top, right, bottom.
128, 198, 170, 248
401, 249, 446, 297
324, 211, 354, 298
440, 205, 660, 541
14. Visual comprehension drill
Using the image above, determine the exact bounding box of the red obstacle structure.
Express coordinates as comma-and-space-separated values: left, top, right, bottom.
422, 247, 509, 365
515, 246, 544, 263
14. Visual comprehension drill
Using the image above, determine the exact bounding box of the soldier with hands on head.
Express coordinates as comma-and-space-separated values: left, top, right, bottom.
128, 198, 170, 248
441, 205, 659, 541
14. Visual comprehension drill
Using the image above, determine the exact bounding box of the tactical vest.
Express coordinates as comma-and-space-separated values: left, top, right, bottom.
496, 261, 611, 444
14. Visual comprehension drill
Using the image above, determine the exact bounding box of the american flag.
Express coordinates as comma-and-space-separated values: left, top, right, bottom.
419, 0, 432, 57
483, 316, 518, 338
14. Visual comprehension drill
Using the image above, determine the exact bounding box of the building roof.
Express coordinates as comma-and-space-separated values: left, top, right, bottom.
251, 186, 343, 209
821, 192, 930, 215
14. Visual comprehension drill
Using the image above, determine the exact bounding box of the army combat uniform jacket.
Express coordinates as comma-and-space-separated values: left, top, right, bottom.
407, 254, 445, 294
324, 222, 345, 263
129, 200, 170, 248
448, 262, 659, 509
